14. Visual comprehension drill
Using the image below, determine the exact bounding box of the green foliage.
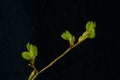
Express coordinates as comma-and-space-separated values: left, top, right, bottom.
21, 20, 96, 80
85, 21, 96, 39
61, 30, 75, 47
22, 43, 38, 60
22, 52, 33, 60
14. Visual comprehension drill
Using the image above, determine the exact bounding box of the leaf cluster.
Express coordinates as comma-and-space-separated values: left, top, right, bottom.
21, 21, 96, 80
22, 43, 38, 60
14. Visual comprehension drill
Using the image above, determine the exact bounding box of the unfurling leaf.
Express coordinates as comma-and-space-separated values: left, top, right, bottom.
61, 30, 72, 40
29, 44, 38, 57
22, 52, 33, 60
22, 43, 38, 60
61, 30, 75, 47
86, 21, 96, 30
78, 21, 96, 43
87, 29, 95, 39
85, 21, 96, 39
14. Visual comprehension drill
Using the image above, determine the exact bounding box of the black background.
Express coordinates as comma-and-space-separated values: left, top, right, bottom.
0, 0, 120, 80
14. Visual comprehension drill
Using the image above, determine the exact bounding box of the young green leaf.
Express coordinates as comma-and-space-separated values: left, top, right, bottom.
22, 43, 38, 60
87, 29, 95, 39
61, 30, 75, 46
29, 44, 38, 57
61, 30, 72, 41
85, 21, 96, 39
27, 42, 30, 51
22, 52, 33, 60
86, 21, 96, 30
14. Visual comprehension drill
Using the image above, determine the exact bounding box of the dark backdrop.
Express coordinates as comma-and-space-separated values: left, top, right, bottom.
0, 0, 120, 80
